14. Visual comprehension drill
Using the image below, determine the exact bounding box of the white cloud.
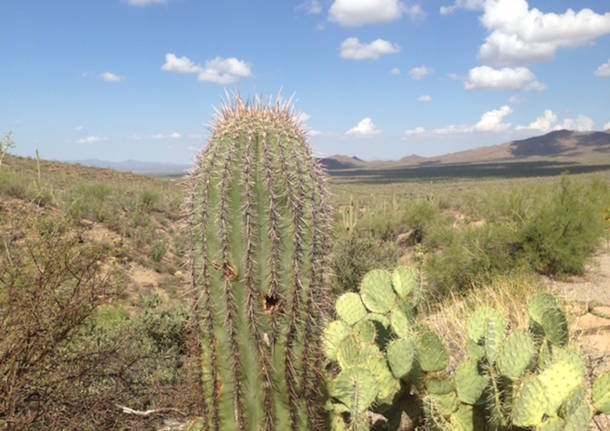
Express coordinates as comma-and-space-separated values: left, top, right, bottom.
100, 72, 122, 82
404, 127, 426, 136
517, 109, 595, 132
309, 129, 323, 137
126, 0, 167, 6
440, 0, 484, 15
74, 125, 84, 131
390, 67, 401, 75
595, 59, 610, 77
329, 0, 421, 27
296, 0, 322, 14
431, 105, 513, 134
431, 124, 473, 135
75, 136, 108, 144
604, 122, 610, 130
340, 37, 400, 60
197, 57, 252, 84
474, 105, 513, 131
151, 132, 182, 140
464, 66, 545, 91
162, 53, 252, 85
418, 95, 432, 102
556, 115, 594, 132
516, 109, 558, 132
346, 118, 381, 136
161, 53, 203, 74
478, 0, 610, 66
409, 66, 433, 80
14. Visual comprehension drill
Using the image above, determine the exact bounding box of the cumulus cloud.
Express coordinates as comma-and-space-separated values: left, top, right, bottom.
296, 0, 322, 14
126, 0, 167, 6
340, 37, 400, 60
198, 57, 252, 84
161, 53, 252, 85
430, 105, 513, 134
604, 122, 610, 130
556, 115, 595, 132
595, 60, 610, 77
390, 67, 401, 75
517, 109, 595, 132
409, 66, 433, 80
309, 129, 323, 137
75, 136, 108, 144
329, 0, 422, 27
162, 53, 202, 74
100, 72, 122, 82
346, 118, 381, 136
478, 0, 610, 66
474, 105, 513, 131
516, 109, 558, 132
464, 66, 545, 91
440, 0, 484, 15
418, 95, 432, 102
404, 127, 426, 136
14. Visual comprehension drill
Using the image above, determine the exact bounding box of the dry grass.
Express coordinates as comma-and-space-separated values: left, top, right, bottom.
418, 272, 545, 371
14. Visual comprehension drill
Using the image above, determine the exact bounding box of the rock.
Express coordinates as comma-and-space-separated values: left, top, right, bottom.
396, 229, 416, 246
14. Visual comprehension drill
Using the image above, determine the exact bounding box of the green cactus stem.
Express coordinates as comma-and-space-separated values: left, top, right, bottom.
185, 95, 332, 431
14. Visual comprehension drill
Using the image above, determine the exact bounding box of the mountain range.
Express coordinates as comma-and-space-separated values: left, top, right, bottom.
71, 129, 610, 175
319, 129, 610, 170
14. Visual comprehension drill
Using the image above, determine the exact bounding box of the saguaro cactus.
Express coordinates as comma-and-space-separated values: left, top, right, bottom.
184, 95, 332, 431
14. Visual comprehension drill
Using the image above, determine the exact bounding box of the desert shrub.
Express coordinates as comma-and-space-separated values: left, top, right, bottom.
425, 222, 524, 294
424, 175, 608, 293
0, 215, 191, 430
150, 238, 169, 263
0, 170, 53, 206
402, 199, 440, 245
332, 231, 401, 293
139, 189, 160, 213
517, 175, 608, 275
66, 182, 115, 222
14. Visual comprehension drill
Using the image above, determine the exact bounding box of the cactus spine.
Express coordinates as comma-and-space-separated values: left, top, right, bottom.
185, 95, 331, 431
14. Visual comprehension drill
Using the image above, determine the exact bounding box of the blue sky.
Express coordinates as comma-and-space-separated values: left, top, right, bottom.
1, 0, 609, 163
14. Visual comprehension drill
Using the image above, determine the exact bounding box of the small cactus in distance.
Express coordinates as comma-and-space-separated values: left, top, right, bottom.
185, 94, 332, 431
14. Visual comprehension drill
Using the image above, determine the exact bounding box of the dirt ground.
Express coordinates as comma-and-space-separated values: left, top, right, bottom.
545, 250, 610, 429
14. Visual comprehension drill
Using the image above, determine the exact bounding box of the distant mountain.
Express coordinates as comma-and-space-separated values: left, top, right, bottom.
318, 155, 367, 170
71, 159, 190, 175
322, 130, 610, 170
70, 130, 610, 174
435, 129, 610, 164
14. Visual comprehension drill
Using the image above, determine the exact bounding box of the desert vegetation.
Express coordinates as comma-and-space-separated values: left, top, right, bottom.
1, 100, 609, 430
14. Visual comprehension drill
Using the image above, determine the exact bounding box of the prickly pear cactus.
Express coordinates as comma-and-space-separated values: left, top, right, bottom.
324, 266, 423, 429
325, 267, 608, 431
185, 95, 332, 431
426, 292, 599, 431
